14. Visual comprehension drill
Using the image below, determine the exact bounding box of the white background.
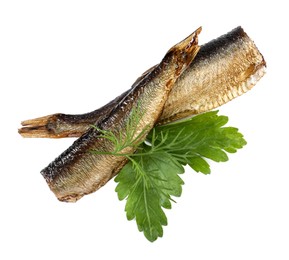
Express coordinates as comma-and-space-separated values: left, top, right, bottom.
1, 0, 288, 259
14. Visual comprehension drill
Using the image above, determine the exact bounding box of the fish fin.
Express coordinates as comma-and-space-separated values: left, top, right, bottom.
18, 114, 82, 138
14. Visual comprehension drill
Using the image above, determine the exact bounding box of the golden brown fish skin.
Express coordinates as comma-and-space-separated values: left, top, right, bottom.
19, 66, 156, 138
41, 28, 201, 202
18, 67, 156, 138
158, 26, 266, 124
18, 26, 266, 138
19, 90, 130, 138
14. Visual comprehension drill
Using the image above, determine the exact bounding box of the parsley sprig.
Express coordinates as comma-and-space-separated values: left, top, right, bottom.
93, 111, 246, 242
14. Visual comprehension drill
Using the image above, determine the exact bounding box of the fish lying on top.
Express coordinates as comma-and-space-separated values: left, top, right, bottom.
39, 27, 201, 202
19, 26, 266, 138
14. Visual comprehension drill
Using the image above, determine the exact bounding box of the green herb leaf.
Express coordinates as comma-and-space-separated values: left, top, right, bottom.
148, 111, 247, 174
98, 111, 246, 242
115, 146, 184, 242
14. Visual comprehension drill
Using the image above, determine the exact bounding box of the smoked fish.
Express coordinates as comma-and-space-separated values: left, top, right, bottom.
19, 26, 266, 138
40, 28, 201, 202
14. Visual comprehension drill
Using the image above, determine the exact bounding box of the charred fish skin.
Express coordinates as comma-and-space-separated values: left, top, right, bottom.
159, 26, 266, 124
18, 26, 266, 138
41, 28, 201, 202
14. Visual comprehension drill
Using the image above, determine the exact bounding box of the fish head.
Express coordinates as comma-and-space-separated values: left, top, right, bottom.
162, 27, 202, 77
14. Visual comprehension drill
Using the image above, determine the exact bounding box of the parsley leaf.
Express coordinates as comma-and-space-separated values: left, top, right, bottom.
149, 110, 247, 174
114, 111, 246, 242
115, 148, 184, 242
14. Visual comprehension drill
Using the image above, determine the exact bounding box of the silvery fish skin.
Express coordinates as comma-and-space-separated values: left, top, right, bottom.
19, 26, 266, 138
41, 28, 201, 202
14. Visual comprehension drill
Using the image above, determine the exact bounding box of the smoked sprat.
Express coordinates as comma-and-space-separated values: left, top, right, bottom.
19, 26, 266, 203
19, 27, 265, 138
